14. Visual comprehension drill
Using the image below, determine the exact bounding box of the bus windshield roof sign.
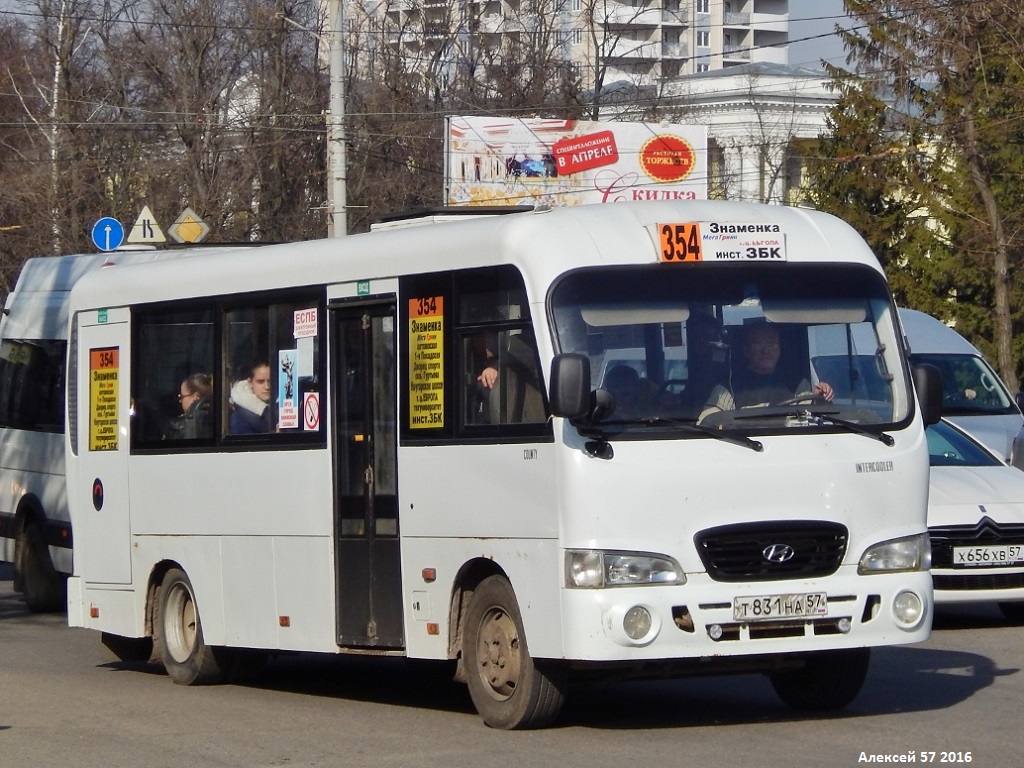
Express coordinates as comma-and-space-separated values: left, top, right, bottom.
658, 222, 787, 263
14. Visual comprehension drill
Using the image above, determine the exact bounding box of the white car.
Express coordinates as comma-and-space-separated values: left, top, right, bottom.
927, 418, 1024, 621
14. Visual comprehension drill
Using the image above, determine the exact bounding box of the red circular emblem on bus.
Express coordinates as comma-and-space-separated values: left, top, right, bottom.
639, 134, 696, 183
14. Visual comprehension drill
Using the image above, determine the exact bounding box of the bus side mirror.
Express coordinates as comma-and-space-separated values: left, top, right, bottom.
912, 363, 943, 426
549, 353, 591, 419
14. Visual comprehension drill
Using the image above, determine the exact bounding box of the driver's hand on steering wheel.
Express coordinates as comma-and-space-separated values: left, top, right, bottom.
812, 381, 834, 402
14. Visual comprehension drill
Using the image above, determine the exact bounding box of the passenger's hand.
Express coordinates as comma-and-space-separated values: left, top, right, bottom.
478, 367, 498, 389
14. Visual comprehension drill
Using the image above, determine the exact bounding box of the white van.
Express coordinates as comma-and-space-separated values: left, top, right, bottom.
898, 307, 1023, 462
0, 249, 238, 610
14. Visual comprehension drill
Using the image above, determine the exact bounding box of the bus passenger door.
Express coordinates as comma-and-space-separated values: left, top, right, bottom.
333, 305, 403, 648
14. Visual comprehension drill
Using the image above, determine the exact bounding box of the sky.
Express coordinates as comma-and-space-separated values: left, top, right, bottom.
787, 0, 852, 70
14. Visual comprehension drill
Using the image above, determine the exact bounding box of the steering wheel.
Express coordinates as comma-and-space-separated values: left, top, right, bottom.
775, 392, 831, 407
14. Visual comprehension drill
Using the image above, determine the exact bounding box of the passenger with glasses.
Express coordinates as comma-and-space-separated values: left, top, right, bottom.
171, 372, 214, 439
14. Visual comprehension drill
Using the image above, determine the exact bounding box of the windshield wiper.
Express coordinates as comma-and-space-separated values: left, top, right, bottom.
730, 407, 894, 446
577, 416, 763, 452
639, 417, 764, 452
814, 414, 895, 446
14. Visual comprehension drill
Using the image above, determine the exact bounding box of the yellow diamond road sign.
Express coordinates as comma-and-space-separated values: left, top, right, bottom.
169, 207, 211, 244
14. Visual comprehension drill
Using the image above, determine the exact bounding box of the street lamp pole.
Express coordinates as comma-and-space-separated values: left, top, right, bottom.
328, 0, 347, 237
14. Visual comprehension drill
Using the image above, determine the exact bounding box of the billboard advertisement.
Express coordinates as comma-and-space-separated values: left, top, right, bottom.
445, 116, 707, 207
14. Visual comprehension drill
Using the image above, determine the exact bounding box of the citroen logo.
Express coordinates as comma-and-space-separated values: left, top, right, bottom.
763, 543, 796, 563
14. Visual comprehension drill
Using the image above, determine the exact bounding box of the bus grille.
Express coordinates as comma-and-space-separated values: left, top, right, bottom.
695, 521, 848, 582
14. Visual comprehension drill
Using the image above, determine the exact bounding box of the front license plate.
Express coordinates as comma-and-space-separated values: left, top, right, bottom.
733, 592, 828, 622
953, 544, 1024, 567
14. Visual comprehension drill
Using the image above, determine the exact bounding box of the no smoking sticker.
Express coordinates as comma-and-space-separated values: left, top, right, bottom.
303, 392, 320, 431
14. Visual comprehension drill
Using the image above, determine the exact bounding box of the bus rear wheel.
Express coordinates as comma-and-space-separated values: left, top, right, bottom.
18, 523, 66, 613
768, 647, 870, 711
462, 575, 566, 729
155, 568, 229, 685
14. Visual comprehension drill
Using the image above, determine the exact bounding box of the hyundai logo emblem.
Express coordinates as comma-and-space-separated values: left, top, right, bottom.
763, 543, 795, 563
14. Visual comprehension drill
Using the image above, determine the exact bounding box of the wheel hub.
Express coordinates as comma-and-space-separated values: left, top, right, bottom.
477, 608, 521, 699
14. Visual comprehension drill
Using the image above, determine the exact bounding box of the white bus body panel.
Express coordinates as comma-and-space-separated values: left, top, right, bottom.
398, 423, 932, 661
0, 430, 69, 571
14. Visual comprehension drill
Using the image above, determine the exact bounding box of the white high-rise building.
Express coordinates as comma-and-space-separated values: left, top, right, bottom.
573, 0, 788, 86
370, 0, 790, 93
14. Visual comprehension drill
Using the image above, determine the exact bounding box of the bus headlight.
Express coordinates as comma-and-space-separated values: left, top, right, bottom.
858, 534, 931, 574
565, 550, 684, 588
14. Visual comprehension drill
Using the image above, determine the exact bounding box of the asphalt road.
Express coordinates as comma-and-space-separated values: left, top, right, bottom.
1, 562, 1020, 768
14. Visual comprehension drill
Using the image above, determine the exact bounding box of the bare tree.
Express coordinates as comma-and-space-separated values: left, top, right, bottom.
6, 0, 110, 255
0, 16, 44, 294
239, 0, 327, 241
581, 0, 659, 120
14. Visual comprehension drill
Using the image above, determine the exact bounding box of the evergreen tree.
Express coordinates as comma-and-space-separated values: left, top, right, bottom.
817, 0, 1024, 389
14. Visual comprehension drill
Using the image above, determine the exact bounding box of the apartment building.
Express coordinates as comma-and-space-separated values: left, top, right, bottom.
373, 0, 790, 92
575, 0, 788, 85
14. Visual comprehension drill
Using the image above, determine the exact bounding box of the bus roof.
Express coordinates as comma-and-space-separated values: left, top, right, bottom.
898, 307, 981, 357
68, 202, 884, 312
4, 248, 247, 339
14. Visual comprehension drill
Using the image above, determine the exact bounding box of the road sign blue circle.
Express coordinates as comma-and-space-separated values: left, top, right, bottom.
91, 217, 125, 252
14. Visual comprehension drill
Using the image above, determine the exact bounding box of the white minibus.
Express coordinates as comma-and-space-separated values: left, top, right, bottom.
64, 202, 940, 728
899, 307, 1023, 463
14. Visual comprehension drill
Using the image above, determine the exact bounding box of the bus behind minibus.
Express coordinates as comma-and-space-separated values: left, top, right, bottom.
1, 248, 245, 611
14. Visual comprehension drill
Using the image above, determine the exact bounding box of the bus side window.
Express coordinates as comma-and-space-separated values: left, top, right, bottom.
494, 330, 545, 424
223, 298, 322, 438
0, 339, 66, 433
463, 329, 544, 426
132, 307, 216, 447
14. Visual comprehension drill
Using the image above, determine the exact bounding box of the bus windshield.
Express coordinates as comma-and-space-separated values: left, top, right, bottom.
907, 352, 1017, 417
550, 262, 911, 433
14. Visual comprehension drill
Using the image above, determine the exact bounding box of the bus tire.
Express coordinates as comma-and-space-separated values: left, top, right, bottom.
462, 575, 566, 729
998, 601, 1024, 624
18, 523, 66, 613
155, 568, 229, 685
769, 647, 870, 711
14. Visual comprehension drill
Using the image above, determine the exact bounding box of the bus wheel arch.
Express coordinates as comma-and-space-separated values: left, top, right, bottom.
144, 561, 178, 666
153, 565, 230, 685
448, 557, 505, 680
457, 571, 566, 729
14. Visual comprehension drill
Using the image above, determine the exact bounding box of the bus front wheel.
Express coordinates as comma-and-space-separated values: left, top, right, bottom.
768, 647, 870, 711
462, 575, 566, 729
155, 568, 229, 685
